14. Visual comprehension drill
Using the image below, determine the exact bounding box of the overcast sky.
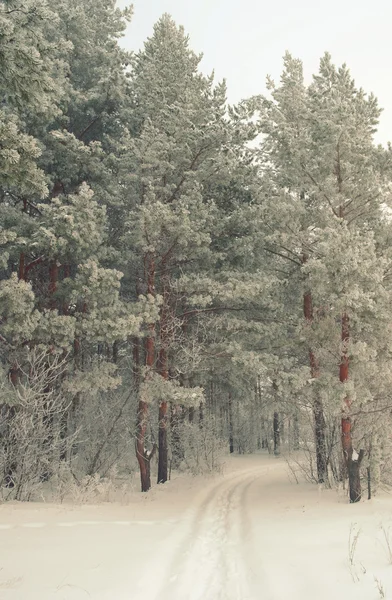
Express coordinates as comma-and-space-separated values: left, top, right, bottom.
117, 0, 392, 146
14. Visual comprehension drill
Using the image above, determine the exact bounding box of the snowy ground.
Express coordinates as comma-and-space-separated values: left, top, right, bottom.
1, 454, 392, 599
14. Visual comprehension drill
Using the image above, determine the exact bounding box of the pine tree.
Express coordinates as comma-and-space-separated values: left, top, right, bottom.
253, 52, 392, 501
121, 14, 256, 489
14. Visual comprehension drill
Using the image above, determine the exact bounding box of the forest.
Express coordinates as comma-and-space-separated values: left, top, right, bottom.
1, 0, 392, 507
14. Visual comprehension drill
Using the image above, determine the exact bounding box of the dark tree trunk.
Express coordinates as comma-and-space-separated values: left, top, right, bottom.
112, 341, 119, 364
4, 371, 18, 486
339, 313, 364, 502
293, 412, 300, 451
18, 201, 27, 282
136, 396, 154, 492
228, 393, 234, 454
170, 405, 184, 468
348, 450, 365, 503
314, 396, 327, 483
135, 252, 155, 492
157, 269, 169, 485
48, 260, 58, 309
303, 285, 328, 484
188, 406, 195, 423
273, 412, 280, 456
339, 312, 362, 501
199, 401, 204, 428
157, 399, 168, 484
62, 264, 70, 315
18, 252, 25, 281
42, 257, 59, 480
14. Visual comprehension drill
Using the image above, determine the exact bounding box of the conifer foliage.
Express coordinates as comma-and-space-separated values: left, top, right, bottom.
1, 1, 392, 503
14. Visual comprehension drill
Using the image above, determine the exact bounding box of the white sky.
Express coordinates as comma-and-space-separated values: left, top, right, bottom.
117, 0, 392, 146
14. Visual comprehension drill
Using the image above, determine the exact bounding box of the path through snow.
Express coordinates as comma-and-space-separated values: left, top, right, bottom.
2, 455, 392, 599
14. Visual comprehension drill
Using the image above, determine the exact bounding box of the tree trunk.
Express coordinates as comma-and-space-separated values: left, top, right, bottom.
348, 450, 365, 503
4, 368, 18, 486
303, 287, 328, 483
199, 401, 204, 428
18, 253, 25, 281
228, 393, 234, 454
48, 260, 58, 309
157, 269, 169, 484
314, 397, 327, 482
136, 400, 152, 492
40, 263, 59, 480
62, 264, 70, 315
340, 313, 363, 502
293, 412, 300, 451
18, 201, 27, 282
112, 341, 119, 364
170, 405, 184, 468
273, 412, 280, 456
157, 399, 168, 483
135, 252, 155, 492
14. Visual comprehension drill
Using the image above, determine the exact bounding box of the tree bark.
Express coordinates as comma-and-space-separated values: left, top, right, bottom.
157, 267, 170, 484
314, 396, 327, 482
348, 450, 365, 503
170, 405, 184, 468
157, 355, 168, 484
18, 253, 25, 281
228, 392, 234, 454
273, 412, 280, 456
340, 312, 363, 502
135, 252, 155, 492
136, 398, 153, 492
48, 260, 58, 309
199, 401, 204, 428
293, 412, 300, 451
303, 287, 328, 483
18, 200, 27, 282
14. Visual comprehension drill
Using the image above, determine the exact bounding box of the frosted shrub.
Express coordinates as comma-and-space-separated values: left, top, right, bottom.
72, 387, 138, 478
0, 351, 74, 501
172, 417, 227, 476
284, 409, 342, 487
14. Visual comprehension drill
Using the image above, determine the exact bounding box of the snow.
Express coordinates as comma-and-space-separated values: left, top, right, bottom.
1, 454, 392, 599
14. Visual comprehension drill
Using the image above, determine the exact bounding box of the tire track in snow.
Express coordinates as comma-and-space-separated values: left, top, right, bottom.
157, 466, 267, 600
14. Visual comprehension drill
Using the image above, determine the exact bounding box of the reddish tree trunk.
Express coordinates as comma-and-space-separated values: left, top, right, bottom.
9, 363, 19, 387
